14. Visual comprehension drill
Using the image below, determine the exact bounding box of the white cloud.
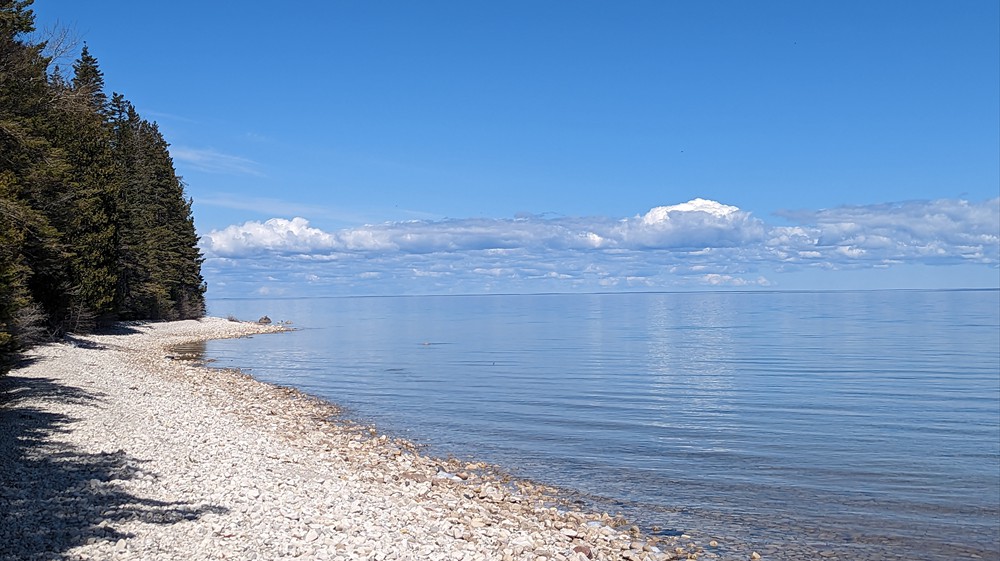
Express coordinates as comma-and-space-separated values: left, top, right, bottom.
773, 198, 1000, 265
204, 217, 336, 256
200, 198, 999, 296
617, 197, 766, 249
202, 198, 772, 257
641, 198, 741, 222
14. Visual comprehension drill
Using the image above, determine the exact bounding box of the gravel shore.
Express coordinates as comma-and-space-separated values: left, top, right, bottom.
0, 317, 719, 561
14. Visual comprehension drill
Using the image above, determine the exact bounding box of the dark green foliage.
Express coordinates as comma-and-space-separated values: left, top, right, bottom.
71, 44, 107, 114
0, 1, 205, 372
108, 97, 205, 320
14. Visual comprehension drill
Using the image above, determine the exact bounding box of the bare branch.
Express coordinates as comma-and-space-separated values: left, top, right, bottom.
29, 20, 82, 79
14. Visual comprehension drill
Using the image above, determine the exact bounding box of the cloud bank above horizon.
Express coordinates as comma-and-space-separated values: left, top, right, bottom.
200, 198, 1000, 297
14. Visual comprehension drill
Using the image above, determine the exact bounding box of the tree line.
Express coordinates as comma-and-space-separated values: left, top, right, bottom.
1, 1, 206, 372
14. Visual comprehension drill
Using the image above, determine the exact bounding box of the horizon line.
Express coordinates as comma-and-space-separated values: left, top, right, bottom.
205, 286, 1000, 301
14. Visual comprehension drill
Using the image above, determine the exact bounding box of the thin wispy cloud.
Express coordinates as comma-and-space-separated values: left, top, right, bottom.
242, 131, 270, 142
195, 193, 380, 225
197, 194, 328, 220
170, 146, 263, 176
200, 198, 999, 296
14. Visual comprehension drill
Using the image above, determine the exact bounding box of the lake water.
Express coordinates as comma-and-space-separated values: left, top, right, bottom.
203, 290, 1000, 560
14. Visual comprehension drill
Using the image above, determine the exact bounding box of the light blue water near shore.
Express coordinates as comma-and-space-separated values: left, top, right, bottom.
204, 290, 1000, 560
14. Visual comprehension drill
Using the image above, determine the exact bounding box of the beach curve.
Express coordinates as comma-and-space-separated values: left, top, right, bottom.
0, 317, 719, 561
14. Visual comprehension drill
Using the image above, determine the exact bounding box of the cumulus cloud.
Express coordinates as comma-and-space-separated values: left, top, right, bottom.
617, 198, 767, 249
204, 217, 336, 255
202, 198, 773, 258
200, 197, 999, 296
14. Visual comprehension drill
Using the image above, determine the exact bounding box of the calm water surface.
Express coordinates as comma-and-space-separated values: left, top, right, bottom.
204, 290, 1000, 560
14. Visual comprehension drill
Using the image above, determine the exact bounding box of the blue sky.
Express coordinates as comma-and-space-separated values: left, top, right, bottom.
33, 0, 999, 296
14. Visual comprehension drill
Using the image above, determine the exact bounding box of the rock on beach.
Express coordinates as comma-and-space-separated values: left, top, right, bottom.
0, 317, 710, 561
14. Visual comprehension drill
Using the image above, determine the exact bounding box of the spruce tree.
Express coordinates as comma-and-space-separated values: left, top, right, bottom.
1, 0, 207, 371
71, 44, 107, 115
0, 0, 59, 367
134, 119, 206, 319
44, 45, 120, 328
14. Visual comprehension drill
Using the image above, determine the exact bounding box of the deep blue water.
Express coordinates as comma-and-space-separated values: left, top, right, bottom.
204, 290, 1000, 560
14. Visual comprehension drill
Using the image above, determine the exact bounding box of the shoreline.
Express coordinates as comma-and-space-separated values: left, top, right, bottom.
0, 317, 719, 561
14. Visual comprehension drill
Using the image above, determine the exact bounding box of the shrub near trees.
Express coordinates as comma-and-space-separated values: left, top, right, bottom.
1, 0, 206, 372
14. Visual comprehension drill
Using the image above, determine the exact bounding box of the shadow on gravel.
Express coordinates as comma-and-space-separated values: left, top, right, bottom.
93, 323, 144, 336
0, 373, 228, 560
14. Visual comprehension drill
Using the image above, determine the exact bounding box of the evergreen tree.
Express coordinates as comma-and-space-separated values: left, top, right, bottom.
132, 118, 205, 319
108, 93, 153, 317
0, 0, 59, 369
0, 0, 207, 371
43, 45, 120, 328
107, 96, 205, 319
71, 44, 107, 114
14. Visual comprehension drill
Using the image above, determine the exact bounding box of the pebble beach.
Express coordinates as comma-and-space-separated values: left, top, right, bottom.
0, 317, 725, 561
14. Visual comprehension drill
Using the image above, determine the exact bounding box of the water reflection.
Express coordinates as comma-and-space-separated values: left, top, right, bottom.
646, 292, 738, 391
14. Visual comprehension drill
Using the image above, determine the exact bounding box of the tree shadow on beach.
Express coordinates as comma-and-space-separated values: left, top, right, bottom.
92, 323, 145, 336
0, 372, 227, 561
